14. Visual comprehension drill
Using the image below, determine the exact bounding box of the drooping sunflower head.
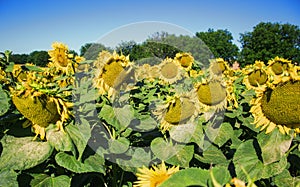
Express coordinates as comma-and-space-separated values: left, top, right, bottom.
268, 56, 291, 75
250, 73, 300, 135
157, 57, 185, 85
194, 79, 227, 112
209, 58, 230, 75
153, 92, 200, 132
135, 63, 156, 81
134, 161, 179, 187
93, 51, 133, 97
243, 61, 268, 90
174, 52, 194, 71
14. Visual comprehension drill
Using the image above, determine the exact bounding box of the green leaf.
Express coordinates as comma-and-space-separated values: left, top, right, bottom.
24, 64, 44, 72
5, 62, 14, 72
206, 122, 234, 147
0, 86, 10, 116
209, 166, 231, 186
0, 135, 53, 170
30, 175, 71, 187
134, 116, 157, 132
257, 128, 293, 164
150, 137, 194, 167
109, 137, 130, 154
46, 125, 74, 152
195, 146, 228, 165
65, 123, 89, 160
0, 169, 18, 187
99, 105, 120, 129
55, 152, 105, 174
115, 105, 135, 130
233, 140, 287, 182
169, 123, 203, 144
273, 169, 300, 187
159, 168, 210, 187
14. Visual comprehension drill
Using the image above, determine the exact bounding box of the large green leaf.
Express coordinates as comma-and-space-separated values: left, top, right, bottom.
150, 137, 194, 167
99, 105, 120, 129
0, 86, 10, 116
0, 169, 18, 187
55, 152, 105, 174
30, 174, 71, 187
0, 135, 53, 170
65, 123, 90, 160
257, 128, 293, 164
209, 166, 231, 186
46, 125, 74, 152
159, 168, 209, 187
109, 137, 130, 154
233, 140, 287, 181
194, 146, 228, 165
206, 122, 234, 147
169, 122, 203, 144
273, 169, 300, 187
114, 105, 135, 131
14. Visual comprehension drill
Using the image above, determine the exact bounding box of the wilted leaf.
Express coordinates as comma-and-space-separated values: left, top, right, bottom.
257, 128, 293, 164
0, 135, 53, 170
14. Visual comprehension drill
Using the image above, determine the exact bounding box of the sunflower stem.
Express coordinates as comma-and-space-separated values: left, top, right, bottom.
285, 143, 298, 156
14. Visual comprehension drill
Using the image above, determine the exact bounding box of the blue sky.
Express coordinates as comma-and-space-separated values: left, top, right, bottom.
0, 0, 299, 54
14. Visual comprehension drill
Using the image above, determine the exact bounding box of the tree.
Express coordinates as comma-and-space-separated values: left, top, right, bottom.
80, 43, 108, 60
27, 51, 49, 67
10, 54, 29, 64
196, 29, 239, 63
239, 22, 300, 66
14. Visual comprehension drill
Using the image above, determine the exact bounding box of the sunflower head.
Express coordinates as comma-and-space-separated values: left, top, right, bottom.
134, 161, 179, 187
209, 58, 230, 75
247, 69, 268, 86
268, 57, 291, 75
250, 69, 300, 135
93, 51, 133, 97
175, 52, 194, 70
158, 58, 184, 84
195, 79, 227, 112
48, 42, 70, 68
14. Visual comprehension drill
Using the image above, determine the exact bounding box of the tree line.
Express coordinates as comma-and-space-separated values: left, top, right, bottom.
10, 22, 300, 67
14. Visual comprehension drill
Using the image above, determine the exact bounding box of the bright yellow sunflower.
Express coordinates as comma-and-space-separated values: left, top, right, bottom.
93, 51, 133, 98
250, 72, 300, 135
153, 92, 200, 132
174, 52, 194, 71
157, 57, 186, 85
242, 61, 268, 92
134, 161, 179, 187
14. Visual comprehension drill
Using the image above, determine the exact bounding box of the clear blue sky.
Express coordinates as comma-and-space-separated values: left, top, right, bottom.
0, 0, 299, 54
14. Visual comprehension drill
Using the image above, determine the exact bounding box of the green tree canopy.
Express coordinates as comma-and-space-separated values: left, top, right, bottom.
27, 51, 49, 67
239, 22, 300, 66
10, 54, 29, 64
80, 43, 109, 60
196, 29, 239, 63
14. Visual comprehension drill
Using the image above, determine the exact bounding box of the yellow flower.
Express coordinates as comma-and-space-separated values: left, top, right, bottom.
153, 92, 200, 132
267, 57, 294, 84
174, 52, 194, 71
157, 57, 186, 84
93, 51, 133, 98
135, 63, 157, 81
209, 58, 231, 75
134, 161, 179, 187
194, 79, 227, 113
48, 42, 75, 75
250, 74, 300, 135
243, 61, 268, 91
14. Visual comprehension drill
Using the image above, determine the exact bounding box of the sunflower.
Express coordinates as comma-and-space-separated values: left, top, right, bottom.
153, 92, 200, 132
135, 63, 156, 81
134, 161, 179, 187
157, 57, 186, 85
194, 78, 228, 113
250, 72, 300, 135
267, 57, 293, 84
48, 42, 83, 75
174, 52, 194, 71
93, 51, 133, 98
242, 61, 268, 91
209, 58, 231, 76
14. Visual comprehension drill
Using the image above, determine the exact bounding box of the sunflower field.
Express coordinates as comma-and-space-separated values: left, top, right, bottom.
0, 42, 300, 187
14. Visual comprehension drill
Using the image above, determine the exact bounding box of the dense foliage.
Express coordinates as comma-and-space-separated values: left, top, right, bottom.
0, 39, 300, 187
